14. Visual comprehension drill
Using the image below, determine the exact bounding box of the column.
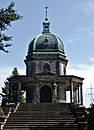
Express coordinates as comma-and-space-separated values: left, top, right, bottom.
36, 85, 40, 103
70, 81, 72, 103
76, 87, 78, 104
18, 81, 21, 102
75, 85, 79, 104
80, 83, 83, 105
73, 88, 76, 103
53, 82, 57, 103
75, 88, 78, 103
34, 85, 40, 103
16, 85, 18, 102
78, 84, 81, 104
70, 81, 74, 103
77, 85, 79, 104
34, 85, 37, 103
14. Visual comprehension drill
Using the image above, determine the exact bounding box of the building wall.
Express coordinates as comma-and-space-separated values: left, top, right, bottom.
35, 60, 56, 74
26, 59, 67, 76
26, 60, 57, 75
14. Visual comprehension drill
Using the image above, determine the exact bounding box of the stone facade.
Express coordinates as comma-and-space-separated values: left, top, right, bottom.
8, 10, 84, 106
8, 74, 84, 105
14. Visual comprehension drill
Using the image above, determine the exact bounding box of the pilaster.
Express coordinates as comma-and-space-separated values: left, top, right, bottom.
52, 81, 57, 103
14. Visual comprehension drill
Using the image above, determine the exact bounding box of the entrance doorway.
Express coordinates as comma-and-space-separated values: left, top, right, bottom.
40, 86, 52, 103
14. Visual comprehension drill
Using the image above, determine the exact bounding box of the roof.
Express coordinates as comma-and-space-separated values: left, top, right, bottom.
28, 15, 65, 55
28, 33, 65, 54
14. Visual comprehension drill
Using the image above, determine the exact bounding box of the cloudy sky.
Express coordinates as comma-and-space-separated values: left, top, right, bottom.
0, 0, 94, 107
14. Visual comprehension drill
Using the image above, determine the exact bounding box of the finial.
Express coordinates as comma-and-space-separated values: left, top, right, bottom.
45, 5, 48, 19
42, 5, 50, 34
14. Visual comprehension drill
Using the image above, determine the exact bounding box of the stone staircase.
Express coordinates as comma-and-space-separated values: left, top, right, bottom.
3, 103, 81, 130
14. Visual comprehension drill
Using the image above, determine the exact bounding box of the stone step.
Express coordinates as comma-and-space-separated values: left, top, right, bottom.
4, 122, 78, 127
7, 119, 76, 123
5, 122, 77, 125
18, 103, 70, 111
8, 117, 75, 121
4, 125, 79, 130
15, 109, 71, 112
3, 103, 80, 130
10, 110, 72, 116
9, 115, 74, 120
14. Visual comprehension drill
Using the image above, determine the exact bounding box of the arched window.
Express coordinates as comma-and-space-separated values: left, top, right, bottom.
43, 63, 50, 71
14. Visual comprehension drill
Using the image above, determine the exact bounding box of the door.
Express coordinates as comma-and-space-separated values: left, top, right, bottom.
40, 86, 52, 103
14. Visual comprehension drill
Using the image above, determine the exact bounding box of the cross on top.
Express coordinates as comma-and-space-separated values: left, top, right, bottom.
45, 5, 48, 18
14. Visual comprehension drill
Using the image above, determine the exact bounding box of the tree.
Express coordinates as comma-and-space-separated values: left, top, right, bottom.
0, 1, 22, 52
85, 103, 94, 130
11, 67, 19, 77
0, 68, 24, 106
0, 79, 10, 106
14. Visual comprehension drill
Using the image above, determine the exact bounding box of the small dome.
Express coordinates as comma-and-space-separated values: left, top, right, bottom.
28, 10, 65, 55
28, 33, 65, 54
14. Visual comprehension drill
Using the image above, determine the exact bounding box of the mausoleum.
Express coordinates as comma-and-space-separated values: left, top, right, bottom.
3, 7, 87, 130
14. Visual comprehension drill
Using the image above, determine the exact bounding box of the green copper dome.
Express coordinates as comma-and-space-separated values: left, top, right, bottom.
28, 33, 65, 54
28, 7, 65, 55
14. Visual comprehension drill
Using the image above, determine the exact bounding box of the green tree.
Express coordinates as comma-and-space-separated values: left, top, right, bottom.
0, 80, 10, 106
11, 67, 19, 76
0, 1, 22, 52
0, 67, 24, 106
85, 103, 94, 130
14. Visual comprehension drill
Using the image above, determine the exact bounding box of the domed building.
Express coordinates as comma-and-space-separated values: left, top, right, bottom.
8, 8, 84, 104
4, 7, 86, 130
23, 15, 69, 103
26, 15, 66, 76
9, 6, 83, 104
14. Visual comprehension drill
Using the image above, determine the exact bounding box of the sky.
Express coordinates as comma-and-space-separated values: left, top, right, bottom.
0, 0, 94, 107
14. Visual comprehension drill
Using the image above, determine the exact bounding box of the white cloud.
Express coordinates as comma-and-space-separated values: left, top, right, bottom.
77, 2, 94, 15
65, 24, 94, 46
66, 33, 80, 44
89, 57, 94, 63
67, 62, 94, 84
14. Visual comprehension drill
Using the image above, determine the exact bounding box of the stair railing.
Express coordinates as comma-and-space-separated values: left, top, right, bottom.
0, 102, 20, 129
14, 102, 20, 113
0, 107, 11, 130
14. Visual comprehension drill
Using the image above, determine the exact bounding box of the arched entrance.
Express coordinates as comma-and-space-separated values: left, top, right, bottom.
40, 86, 52, 103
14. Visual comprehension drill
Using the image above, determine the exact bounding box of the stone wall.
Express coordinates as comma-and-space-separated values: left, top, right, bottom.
26, 60, 57, 75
